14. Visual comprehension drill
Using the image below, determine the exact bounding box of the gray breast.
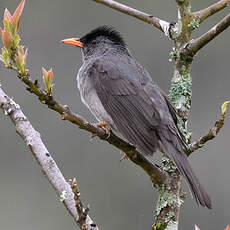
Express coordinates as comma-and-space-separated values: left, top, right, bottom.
77, 60, 115, 127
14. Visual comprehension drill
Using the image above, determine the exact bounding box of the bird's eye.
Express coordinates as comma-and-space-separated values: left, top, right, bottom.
91, 40, 97, 45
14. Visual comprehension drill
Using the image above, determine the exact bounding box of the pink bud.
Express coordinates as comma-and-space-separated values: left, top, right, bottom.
47, 68, 54, 82
18, 45, 24, 55
15, 46, 28, 74
15, 54, 20, 65
12, 0, 25, 31
15, 46, 24, 64
24, 48, 28, 62
42, 67, 48, 78
4, 8, 12, 21
42, 67, 54, 94
2, 29, 12, 50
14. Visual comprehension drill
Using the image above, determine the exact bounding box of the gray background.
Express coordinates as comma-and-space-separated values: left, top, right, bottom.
0, 0, 229, 229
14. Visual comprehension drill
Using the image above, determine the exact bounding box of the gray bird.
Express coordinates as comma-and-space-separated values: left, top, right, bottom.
62, 26, 211, 209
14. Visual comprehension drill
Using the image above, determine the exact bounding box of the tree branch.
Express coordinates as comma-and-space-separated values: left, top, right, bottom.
193, 0, 230, 24
187, 104, 228, 155
0, 85, 99, 230
10, 72, 167, 185
181, 13, 230, 57
92, 0, 171, 36
70, 177, 91, 229
173, 0, 193, 41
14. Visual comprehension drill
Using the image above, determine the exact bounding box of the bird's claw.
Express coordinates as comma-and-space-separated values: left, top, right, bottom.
120, 153, 128, 162
94, 121, 110, 135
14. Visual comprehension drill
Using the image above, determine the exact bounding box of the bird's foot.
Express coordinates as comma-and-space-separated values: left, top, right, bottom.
94, 121, 110, 135
120, 153, 128, 162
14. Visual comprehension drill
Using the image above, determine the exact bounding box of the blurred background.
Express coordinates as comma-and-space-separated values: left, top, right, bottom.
0, 0, 229, 229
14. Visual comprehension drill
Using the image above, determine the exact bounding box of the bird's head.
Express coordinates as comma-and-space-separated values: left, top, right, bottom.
62, 26, 127, 59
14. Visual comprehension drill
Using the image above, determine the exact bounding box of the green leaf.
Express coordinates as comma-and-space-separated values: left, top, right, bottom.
3, 19, 11, 32
2, 47, 10, 66
14, 34, 21, 47
221, 101, 230, 116
0, 55, 4, 63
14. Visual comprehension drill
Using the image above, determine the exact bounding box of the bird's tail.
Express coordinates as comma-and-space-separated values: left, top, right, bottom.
159, 134, 212, 209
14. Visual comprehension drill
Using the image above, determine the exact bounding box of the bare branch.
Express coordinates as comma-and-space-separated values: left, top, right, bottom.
70, 177, 91, 228
9, 73, 167, 185
92, 0, 170, 35
187, 105, 228, 155
181, 13, 230, 57
193, 0, 230, 24
173, 0, 192, 41
0, 85, 99, 230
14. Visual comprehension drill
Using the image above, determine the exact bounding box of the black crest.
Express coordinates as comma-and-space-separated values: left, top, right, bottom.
80, 26, 126, 47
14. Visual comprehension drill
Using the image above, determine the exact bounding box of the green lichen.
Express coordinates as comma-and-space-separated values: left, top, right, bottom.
169, 48, 178, 62
162, 157, 177, 173
155, 184, 168, 216
169, 69, 192, 112
155, 183, 176, 217
154, 183, 179, 230
181, 65, 187, 75
154, 221, 168, 230
169, 26, 179, 40
167, 211, 175, 219
177, 118, 191, 143
168, 66, 192, 143
165, 221, 178, 230
188, 19, 200, 30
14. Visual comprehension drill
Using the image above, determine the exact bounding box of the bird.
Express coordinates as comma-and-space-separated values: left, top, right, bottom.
62, 26, 212, 209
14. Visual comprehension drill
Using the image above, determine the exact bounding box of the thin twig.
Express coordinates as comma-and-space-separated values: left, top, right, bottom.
187, 108, 227, 155
92, 0, 171, 35
70, 178, 90, 229
0, 86, 99, 230
193, 0, 230, 24
10, 73, 167, 185
181, 13, 230, 57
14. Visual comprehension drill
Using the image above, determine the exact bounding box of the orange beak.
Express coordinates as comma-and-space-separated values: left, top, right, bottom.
61, 38, 84, 48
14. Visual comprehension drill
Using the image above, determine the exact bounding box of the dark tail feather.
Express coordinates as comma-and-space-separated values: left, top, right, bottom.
160, 136, 212, 209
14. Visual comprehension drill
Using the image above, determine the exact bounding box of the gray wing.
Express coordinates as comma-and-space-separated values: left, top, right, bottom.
88, 58, 182, 155
87, 59, 212, 208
